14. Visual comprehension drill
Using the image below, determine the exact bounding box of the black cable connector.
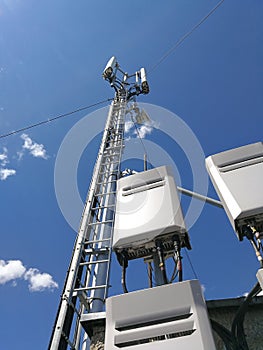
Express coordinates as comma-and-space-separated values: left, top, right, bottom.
116, 250, 129, 293
155, 240, 168, 284
173, 235, 183, 282
244, 225, 263, 268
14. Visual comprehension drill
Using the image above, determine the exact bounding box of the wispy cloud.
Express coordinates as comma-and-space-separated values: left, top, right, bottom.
0, 259, 58, 292
0, 147, 8, 167
0, 147, 16, 180
0, 260, 26, 284
16, 150, 24, 161
20, 133, 48, 159
125, 105, 157, 140
135, 124, 154, 139
0, 135, 48, 182
0, 168, 16, 180
125, 113, 159, 140
24, 268, 58, 292
135, 119, 160, 139
125, 120, 134, 134
125, 119, 157, 139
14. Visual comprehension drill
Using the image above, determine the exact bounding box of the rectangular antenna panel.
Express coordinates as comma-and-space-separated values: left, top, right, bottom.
104, 280, 216, 350
113, 166, 189, 257
205, 142, 263, 240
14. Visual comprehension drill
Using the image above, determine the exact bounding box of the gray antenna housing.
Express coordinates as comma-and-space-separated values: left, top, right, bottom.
113, 165, 191, 259
205, 142, 263, 240
104, 280, 216, 350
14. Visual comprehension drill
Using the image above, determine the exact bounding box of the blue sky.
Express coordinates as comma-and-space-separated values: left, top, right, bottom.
0, 1, 262, 349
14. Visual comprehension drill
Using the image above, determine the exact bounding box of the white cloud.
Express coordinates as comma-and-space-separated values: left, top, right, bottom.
0, 135, 48, 181
135, 119, 160, 139
0, 147, 8, 166
24, 268, 58, 292
135, 124, 154, 139
0, 260, 26, 284
16, 150, 24, 161
0, 259, 58, 292
125, 115, 159, 140
21, 133, 48, 159
0, 168, 16, 180
125, 120, 134, 133
0, 148, 16, 180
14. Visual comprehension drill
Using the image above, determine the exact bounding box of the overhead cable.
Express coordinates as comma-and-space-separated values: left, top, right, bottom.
0, 1, 225, 140
0, 98, 113, 140
184, 248, 199, 280
149, 0, 225, 74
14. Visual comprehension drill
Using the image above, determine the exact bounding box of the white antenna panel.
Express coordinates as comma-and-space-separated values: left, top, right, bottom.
113, 166, 190, 258
206, 142, 263, 240
105, 280, 216, 350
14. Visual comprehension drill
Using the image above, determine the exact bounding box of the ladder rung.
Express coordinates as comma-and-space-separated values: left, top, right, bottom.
85, 247, 109, 254
104, 145, 123, 150
100, 160, 120, 166
100, 156, 121, 163
74, 285, 107, 292
80, 259, 109, 266
107, 137, 122, 141
99, 170, 119, 175
88, 219, 113, 226
96, 180, 117, 186
95, 191, 116, 197
107, 134, 121, 139
82, 259, 109, 265
102, 151, 121, 157
91, 204, 115, 211
85, 238, 111, 244
100, 156, 120, 162
107, 127, 123, 132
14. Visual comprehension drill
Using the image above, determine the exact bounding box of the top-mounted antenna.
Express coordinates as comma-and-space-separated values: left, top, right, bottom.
102, 56, 149, 99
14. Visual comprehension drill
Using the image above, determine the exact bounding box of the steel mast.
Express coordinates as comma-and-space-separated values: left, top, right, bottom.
49, 57, 149, 350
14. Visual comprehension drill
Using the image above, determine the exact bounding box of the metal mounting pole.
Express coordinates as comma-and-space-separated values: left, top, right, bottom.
177, 186, 223, 208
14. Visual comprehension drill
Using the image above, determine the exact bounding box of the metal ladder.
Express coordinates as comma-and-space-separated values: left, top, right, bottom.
48, 91, 127, 350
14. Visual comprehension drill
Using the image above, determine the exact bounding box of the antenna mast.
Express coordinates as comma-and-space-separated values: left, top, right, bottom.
49, 57, 149, 350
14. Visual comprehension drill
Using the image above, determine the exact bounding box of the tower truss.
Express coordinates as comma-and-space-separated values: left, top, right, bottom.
49, 58, 149, 350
